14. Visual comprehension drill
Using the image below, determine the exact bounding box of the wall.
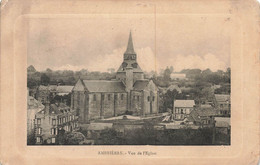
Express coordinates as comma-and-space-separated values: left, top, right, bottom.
130, 91, 142, 115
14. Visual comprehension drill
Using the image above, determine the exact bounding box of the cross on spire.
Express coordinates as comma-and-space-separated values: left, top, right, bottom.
124, 31, 136, 54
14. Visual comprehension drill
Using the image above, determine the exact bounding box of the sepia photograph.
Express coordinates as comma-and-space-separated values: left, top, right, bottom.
1, 0, 259, 164
27, 15, 231, 145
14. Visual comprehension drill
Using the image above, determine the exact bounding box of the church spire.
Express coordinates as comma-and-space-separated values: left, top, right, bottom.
124, 31, 136, 54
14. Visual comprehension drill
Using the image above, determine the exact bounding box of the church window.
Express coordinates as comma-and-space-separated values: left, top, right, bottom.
114, 94, 117, 100
108, 94, 111, 101
137, 96, 140, 101
147, 96, 150, 102
101, 95, 104, 101
93, 94, 96, 101
152, 96, 155, 101
121, 94, 124, 100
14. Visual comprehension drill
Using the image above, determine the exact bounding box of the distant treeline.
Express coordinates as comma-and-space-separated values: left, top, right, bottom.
27, 65, 230, 89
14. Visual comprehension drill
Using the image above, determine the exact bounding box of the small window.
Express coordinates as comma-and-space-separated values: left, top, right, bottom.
36, 137, 41, 143
93, 94, 96, 101
108, 94, 111, 101
37, 128, 42, 135
152, 96, 155, 101
121, 94, 124, 100
51, 138, 55, 144
101, 95, 104, 101
37, 119, 41, 125
52, 119, 56, 125
115, 94, 118, 100
137, 96, 140, 101
51, 128, 55, 135
147, 96, 150, 102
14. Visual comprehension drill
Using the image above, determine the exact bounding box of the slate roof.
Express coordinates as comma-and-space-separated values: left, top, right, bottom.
124, 31, 136, 55
83, 80, 126, 93
37, 103, 70, 116
133, 80, 149, 91
215, 117, 230, 127
215, 94, 230, 103
174, 100, 195, 108
27, 96, 44, 110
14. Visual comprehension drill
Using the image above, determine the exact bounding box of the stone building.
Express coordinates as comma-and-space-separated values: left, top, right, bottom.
27, 89, 44, 135
34, 101, 78, 144
173, 100, 195, 120
213, 94, 230, 116
71, 32, 159, 123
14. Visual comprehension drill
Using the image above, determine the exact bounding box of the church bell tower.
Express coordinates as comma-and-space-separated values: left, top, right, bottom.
116, 31, 144, 84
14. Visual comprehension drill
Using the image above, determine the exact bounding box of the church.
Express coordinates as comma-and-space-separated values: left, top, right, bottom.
71, 32, 159, 123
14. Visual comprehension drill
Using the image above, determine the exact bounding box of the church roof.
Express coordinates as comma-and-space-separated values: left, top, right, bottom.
124, 31, 136, 55
82, 80, 126, 93
133, 80, 149, 91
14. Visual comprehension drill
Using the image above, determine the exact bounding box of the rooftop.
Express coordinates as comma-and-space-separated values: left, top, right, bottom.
83, 80, 126, 93
174, 100, 195, 108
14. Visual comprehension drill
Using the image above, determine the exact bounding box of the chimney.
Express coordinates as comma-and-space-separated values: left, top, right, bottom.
125, 66, 133, 92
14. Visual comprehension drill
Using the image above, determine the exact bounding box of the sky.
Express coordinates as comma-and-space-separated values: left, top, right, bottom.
27, 14, 231, 73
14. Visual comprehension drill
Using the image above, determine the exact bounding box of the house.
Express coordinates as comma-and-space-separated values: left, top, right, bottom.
215, 117, 230, 134
213, 94, 230, 116
71, 32, 159, 124
173, 100, 195, 120
188, 109, 217, 128
170, 73, 187, 80
34, 101, 78, 144
27, 91, 44, 135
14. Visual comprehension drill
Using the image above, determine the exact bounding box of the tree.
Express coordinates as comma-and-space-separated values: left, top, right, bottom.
40, 73, 50, 85
27, 65, 37, 73
163, 67, 172, 82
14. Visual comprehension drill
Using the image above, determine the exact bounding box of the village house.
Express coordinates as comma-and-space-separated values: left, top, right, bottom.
71, 32, 159, 124
27, 89, 44, 135
213, 94, 230, 116
34, 100, 78, 144
187, 109, 217, 128
173, 100, 195, 120
170, 73, 187, 80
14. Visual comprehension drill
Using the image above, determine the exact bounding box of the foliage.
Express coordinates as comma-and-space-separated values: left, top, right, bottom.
95, 126, 223, 145
40, 73, 50, 85
56, 129, 85, 145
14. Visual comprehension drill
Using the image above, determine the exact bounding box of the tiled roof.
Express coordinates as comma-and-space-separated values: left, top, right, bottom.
133, 80, 149, 91
174, 100, 195, 108
215, 94, 230, 103
83, 80, 126, 93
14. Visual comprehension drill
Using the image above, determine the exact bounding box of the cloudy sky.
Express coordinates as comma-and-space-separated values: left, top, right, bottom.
27, 14, 231, 72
